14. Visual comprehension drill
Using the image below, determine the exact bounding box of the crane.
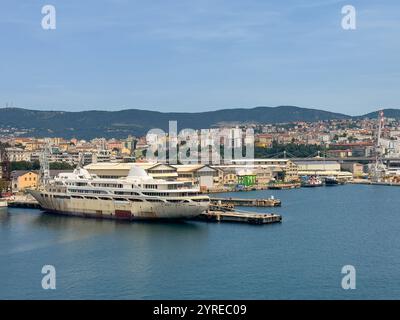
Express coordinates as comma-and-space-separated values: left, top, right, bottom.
371, 110, 386, 182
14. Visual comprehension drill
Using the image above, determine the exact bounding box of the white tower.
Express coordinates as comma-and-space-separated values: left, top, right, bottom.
372, 110, 386, 182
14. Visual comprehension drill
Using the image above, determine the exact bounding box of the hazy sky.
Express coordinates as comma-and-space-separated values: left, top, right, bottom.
0, 0, 399, 115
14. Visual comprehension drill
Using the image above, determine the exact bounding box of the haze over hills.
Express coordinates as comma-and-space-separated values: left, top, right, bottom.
0, 106, 398, 139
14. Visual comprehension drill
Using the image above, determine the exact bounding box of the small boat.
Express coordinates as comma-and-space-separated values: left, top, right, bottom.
324, 176, 339, 186
301, 175, 323, 187
0, 200, 8, 209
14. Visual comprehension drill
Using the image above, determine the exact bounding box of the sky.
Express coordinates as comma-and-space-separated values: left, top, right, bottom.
0, 0, 399, 115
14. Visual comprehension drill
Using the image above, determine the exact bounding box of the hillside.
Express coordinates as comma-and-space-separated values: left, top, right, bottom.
357, 109, 400, 120
0, 106, 350, 139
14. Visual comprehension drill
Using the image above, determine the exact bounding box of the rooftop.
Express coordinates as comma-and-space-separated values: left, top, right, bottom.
294, 160, 339, 165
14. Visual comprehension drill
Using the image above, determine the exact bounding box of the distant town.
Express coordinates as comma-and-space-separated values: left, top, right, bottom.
1, 113, 400, 194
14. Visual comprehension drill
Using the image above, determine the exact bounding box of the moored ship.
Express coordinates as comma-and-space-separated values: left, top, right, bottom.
28, 165, 210, 220
300, 175, 323, 187
324, 176, 339, 186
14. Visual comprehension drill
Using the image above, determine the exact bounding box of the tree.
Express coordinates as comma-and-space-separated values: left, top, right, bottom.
49, 162, 75, 170
10, 161, 75, 171
11, 161, 40, 171
0, 179, 9, 193
255, 142, 326, 158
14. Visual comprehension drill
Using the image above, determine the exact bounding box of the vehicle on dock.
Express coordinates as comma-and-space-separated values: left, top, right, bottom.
210, 196, 281, 208
234, 184, 246, 192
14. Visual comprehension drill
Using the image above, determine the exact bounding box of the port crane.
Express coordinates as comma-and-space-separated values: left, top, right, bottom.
371, 110, 386, 182
39, 139, 51, 187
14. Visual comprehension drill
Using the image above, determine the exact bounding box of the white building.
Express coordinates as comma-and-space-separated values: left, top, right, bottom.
5, 147, 31, 162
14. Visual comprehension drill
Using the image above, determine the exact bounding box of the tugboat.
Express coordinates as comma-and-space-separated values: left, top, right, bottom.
324, 176, 339, 186
301, 175, 323, 187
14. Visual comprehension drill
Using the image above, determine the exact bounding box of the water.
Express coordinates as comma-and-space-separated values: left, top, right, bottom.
1, 184, 400, 299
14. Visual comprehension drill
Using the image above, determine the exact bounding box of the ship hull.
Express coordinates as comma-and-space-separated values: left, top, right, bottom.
301, 183, 323, 188
324, 178, 339, 186
28, 190, 208, 220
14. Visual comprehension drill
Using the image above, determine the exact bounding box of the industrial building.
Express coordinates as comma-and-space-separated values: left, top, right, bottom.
294, 160, 353, 180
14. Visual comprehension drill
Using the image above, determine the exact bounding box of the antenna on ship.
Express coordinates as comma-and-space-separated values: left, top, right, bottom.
40, 139, 51, 187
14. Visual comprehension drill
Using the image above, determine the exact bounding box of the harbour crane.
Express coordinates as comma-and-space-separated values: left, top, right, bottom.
371, 110, 386, 182
39, 139, 51, 187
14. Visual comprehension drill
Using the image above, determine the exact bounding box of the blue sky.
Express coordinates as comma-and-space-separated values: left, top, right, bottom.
0, 0, 399, 115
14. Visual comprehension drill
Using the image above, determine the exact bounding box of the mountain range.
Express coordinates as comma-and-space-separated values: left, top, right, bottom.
0, 106, 399, 139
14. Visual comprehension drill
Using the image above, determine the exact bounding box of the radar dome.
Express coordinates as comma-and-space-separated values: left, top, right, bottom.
127, 165, 149, 178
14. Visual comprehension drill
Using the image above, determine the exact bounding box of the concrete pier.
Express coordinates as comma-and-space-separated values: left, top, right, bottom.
351, 180, 400, 187
198, 210, 282, 225
7, 200, 41, 209
6, 198, 283, 225
267, 182, 301, 190
211, 197, 281, 207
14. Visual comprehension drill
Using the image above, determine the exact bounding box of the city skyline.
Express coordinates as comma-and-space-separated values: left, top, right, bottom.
1, 0, 400, 115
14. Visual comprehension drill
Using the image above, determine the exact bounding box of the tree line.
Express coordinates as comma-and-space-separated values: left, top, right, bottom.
10, 161, 75, 171
255, 142, 327, 158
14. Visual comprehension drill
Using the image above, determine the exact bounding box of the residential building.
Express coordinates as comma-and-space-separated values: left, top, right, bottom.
5, 147, 31, 162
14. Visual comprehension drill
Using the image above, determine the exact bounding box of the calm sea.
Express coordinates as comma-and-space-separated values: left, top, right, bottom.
1, 184, 399, 299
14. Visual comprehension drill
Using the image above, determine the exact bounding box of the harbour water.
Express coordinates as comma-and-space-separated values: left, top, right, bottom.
1, 184, 400, 299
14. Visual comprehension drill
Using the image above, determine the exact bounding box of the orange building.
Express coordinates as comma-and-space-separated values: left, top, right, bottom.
11, 171, 39, 193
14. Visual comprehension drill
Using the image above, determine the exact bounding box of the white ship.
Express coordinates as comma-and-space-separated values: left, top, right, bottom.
28, 165, 210, 220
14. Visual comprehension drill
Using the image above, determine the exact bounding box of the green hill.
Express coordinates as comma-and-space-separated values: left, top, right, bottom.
0, 106, 350, 139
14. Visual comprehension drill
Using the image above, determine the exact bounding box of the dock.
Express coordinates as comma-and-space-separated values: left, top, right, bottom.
211, 197, 281, 207
198, 210, 282, 225
267, 182, 301, 190
6, 199, 283, 225
351, 180, 400, 187
7, 200, 41, 209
